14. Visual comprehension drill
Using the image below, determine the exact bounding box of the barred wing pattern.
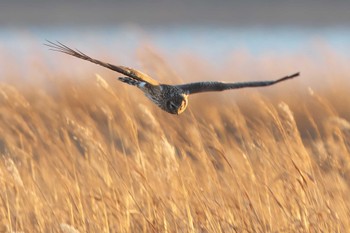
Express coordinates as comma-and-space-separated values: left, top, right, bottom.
45, 41, 159, 86
176, 72, 300, 94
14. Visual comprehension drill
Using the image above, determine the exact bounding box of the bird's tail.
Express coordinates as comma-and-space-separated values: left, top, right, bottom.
118, 77, 146, 88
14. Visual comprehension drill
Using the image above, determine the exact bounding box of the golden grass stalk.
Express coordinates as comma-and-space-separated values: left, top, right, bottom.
0, 46, 349, 232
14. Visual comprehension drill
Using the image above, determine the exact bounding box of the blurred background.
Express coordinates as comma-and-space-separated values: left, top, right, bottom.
1, 2, 350, 231
0, 0, 349, 83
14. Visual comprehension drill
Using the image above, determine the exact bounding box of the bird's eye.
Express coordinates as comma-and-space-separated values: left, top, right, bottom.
170, 103, 177, 110
166, 101, 177, 110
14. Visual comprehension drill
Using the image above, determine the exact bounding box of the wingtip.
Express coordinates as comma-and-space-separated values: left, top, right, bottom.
293, 72, 300, 77
286, 72, 300, 79
43, 39, 52, 47
275, 72, 300, 83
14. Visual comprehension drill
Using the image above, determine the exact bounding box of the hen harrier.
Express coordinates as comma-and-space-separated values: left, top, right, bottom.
45, 41, 299, 115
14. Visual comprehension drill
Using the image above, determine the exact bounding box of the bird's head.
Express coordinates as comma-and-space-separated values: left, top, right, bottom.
165, 94, 188, 115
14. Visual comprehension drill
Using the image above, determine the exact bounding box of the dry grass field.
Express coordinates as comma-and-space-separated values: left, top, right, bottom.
0, 45, 349, 232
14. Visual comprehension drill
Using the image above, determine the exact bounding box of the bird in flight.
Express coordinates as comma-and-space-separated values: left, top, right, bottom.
45, 41, 299, 115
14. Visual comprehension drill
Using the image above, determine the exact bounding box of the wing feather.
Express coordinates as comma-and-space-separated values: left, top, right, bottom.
177, 72, 299, 94
45, 41, 159, 85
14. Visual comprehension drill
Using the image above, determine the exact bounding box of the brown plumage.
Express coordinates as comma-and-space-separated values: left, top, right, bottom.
45, 41, 299, 115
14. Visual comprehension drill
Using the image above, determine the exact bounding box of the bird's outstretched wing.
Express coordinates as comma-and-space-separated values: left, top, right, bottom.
45, 41, 159, 85
176, 72, 299, 95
